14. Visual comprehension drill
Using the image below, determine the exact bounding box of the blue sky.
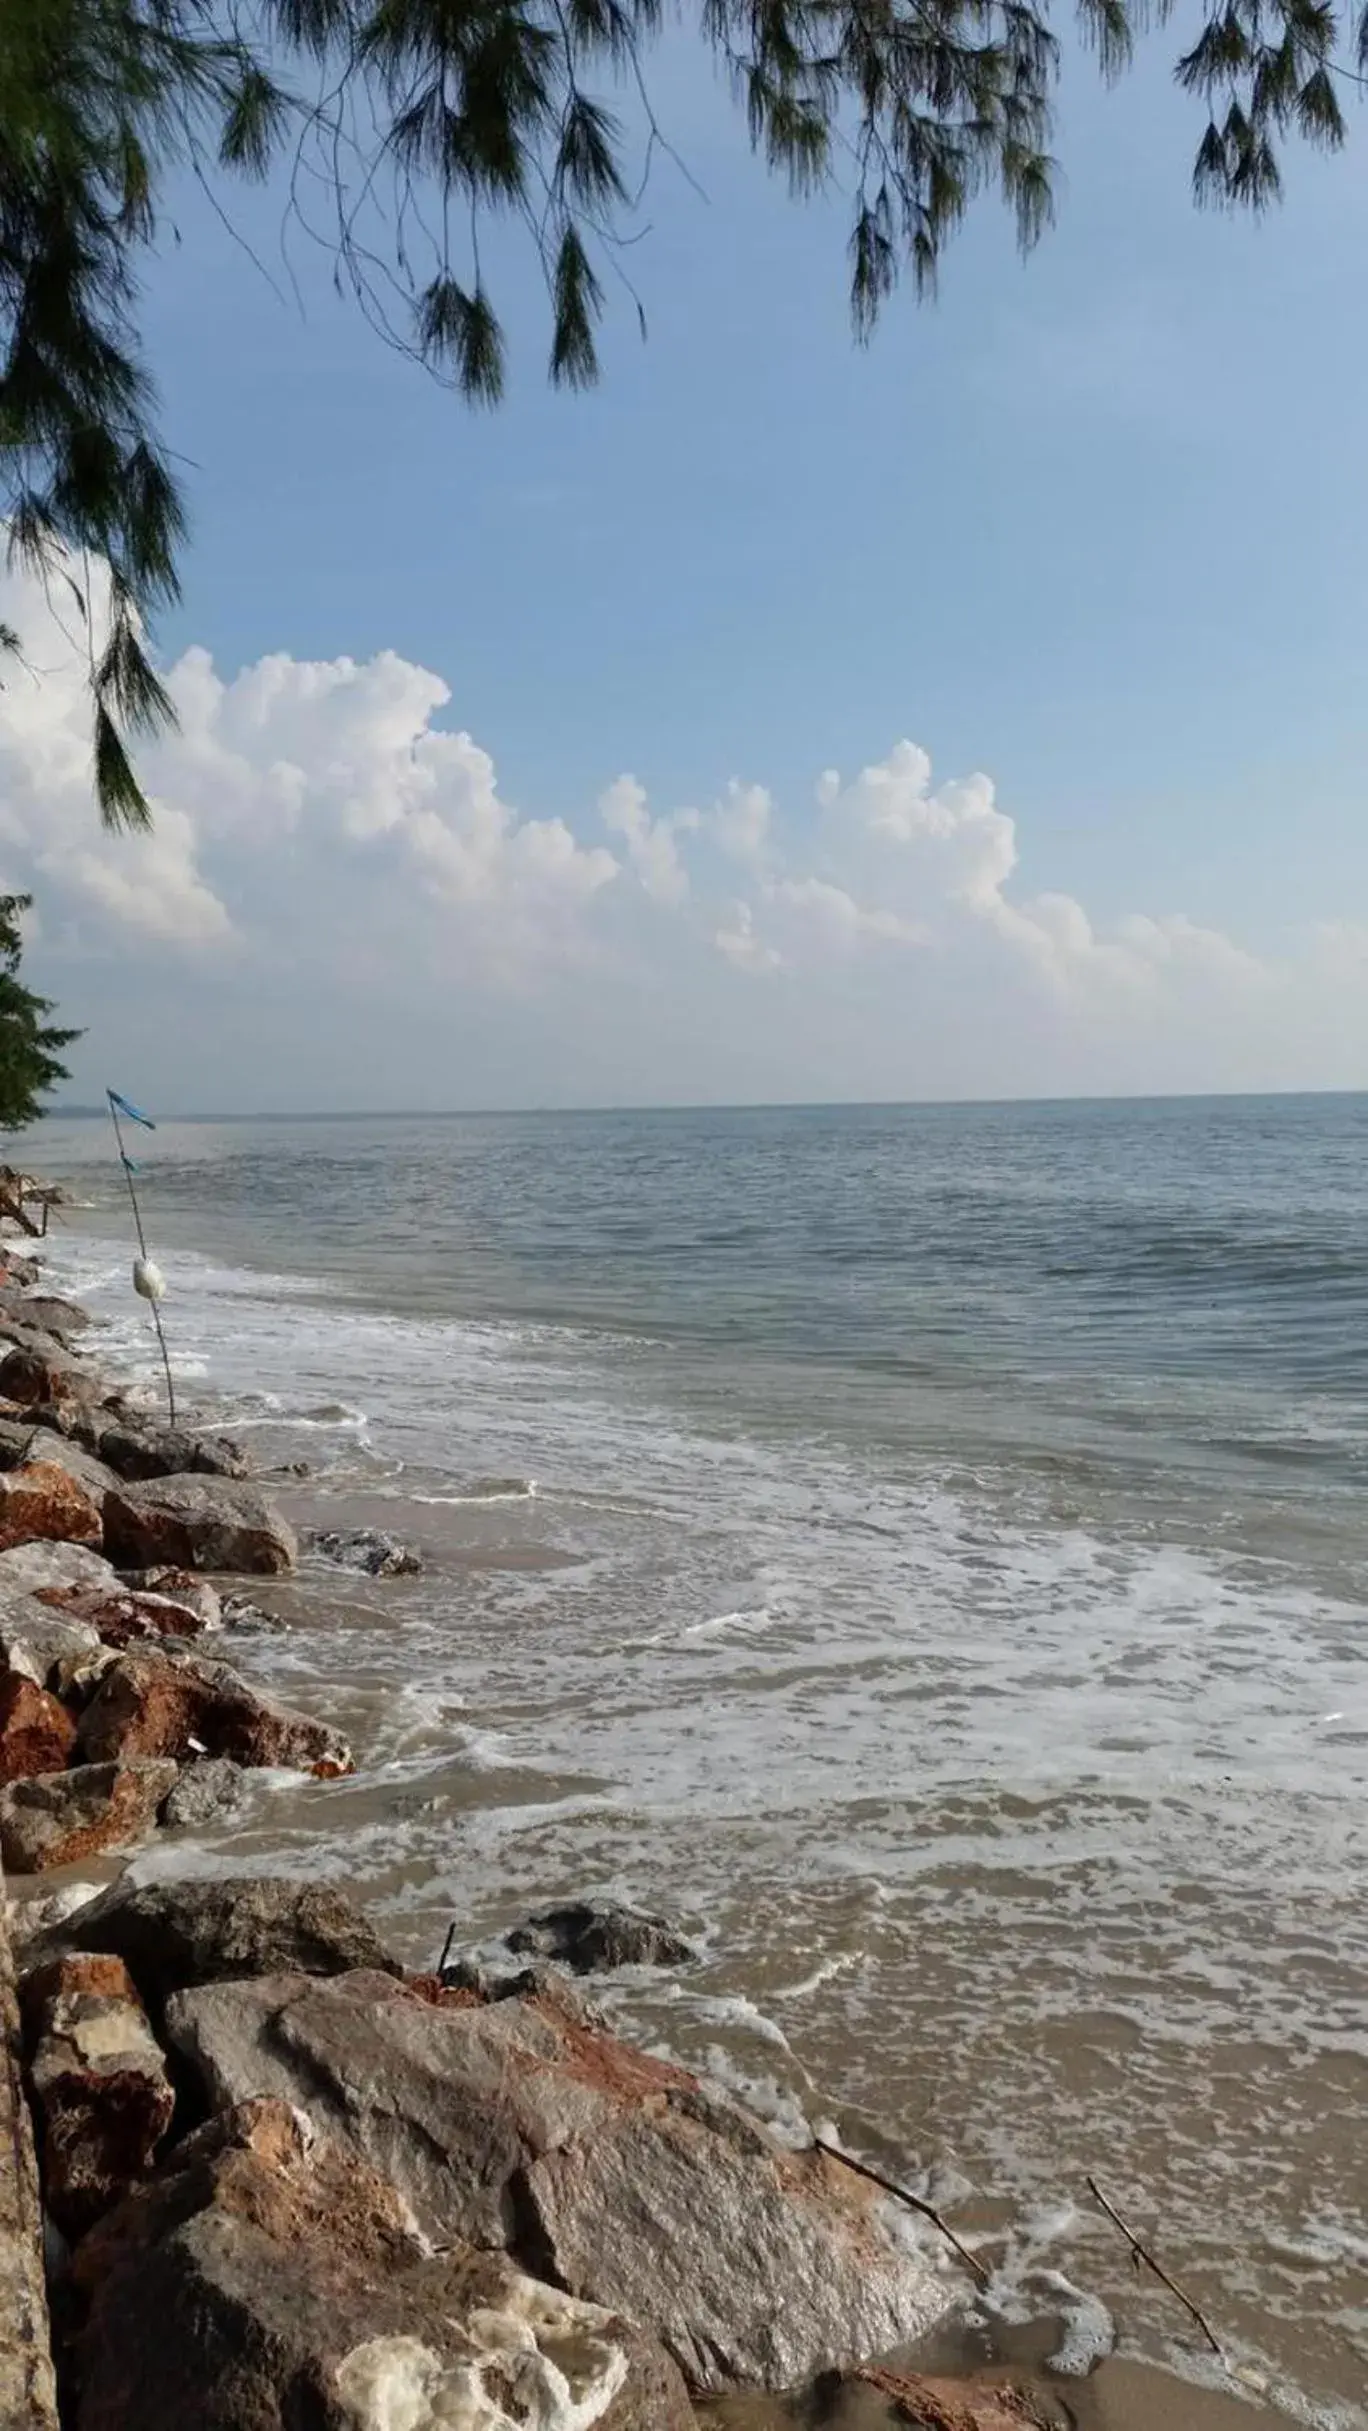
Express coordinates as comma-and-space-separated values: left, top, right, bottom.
3, 23, 1367, 1108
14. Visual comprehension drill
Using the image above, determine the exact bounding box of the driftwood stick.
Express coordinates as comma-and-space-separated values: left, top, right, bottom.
813, 2135, 992, 2288
437, 1921, 459, 1978
1086, 2175, 1224, 2358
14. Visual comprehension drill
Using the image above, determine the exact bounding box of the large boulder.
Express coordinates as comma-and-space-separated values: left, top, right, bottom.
0, 1461, 104, 1555
504, 1900, 696, 1975
165, 1969, 952, 2394
0, 1542, 122, 1600
21, 1953, 174, 2240
0, 1291, 92, 1346
0, 1676, 78, 1784
94, 1426, 249, 1485
0, 1760, 178, 1875
102, 1476, 296, 1575
47, 1877, 400, 2010
69, 2097, 693, 2431
0, 1883, 61, 2429
75, 1648, 352, 1776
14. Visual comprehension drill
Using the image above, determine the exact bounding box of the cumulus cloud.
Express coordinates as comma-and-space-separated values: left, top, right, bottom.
0, 545, 1359, 1105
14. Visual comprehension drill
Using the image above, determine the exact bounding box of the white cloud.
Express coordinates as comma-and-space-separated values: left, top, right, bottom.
715, 899, 782, 973
599, 774, 692, 906
0, 546, 1362, 1106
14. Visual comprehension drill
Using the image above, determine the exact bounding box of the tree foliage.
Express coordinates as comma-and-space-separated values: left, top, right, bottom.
1, 0, 1363, 824
0, 895, 81, 1130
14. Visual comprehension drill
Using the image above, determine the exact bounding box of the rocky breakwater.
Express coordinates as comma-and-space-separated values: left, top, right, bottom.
0, 1244, 1053, 2431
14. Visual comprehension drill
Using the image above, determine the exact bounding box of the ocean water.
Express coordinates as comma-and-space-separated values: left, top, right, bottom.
32, 1095, 1368, 2427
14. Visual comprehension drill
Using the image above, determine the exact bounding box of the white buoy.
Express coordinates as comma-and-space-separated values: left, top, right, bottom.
133, 1257, 166, 1304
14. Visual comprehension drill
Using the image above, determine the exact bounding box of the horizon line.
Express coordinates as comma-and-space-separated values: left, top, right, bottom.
41, 1083, 1368, 1124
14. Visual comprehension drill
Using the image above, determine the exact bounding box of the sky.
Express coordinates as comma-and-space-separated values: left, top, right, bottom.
3, 26, 1368, 1112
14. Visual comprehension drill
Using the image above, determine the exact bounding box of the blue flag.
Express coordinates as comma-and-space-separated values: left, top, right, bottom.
107, 1089, 156, 1131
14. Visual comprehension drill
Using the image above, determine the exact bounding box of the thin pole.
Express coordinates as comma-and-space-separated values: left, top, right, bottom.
107, 1095, 176, 1427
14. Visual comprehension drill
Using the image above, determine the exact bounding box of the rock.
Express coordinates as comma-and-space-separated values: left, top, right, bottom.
0, 1596, 102, 1692
842, 2365, 1070, 2430
76, 1648, 352, 1776
36, 1585, 206, 1651
0, 1542, 122, 1600
0, 1342, 90, 1413
102, 1476, 296, 1575
116, 1569, 222, 1630
0, 1462, 104, 1556
0, 1254, 42, 1291
0, 1760, 178, 1875
505, 1899, 697, 1975
309, 1526, 422, 1577
21, 1953, 174, 2240
159, 1758, 249, 1832
0, 1880, 61, 2428
166, 1970, 952, 2393
49, 1877, 400, 2009
0, 1291, 92, 1346
4, 1882, 103, 1950
69, 2096, 693, 2431
0, 1676, 78, 1784
95, 1426, 249, 1484
0, 1426, 117, 1503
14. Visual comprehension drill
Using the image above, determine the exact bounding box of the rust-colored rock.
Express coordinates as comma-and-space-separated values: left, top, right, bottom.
21, 1952, 174, 2240
116, 1570, 222, 1630
0, 1344, 88, 1415
852, 2365, 1070, 2430
36, 1585, 204, 1651
71, 2097, 692, 2431
76, 1649, 351, 1776
0, 1462, 103, 1556
0, 1760, 178, 1874
0, 1676, 77, 1784
101, 1476, 295, 1576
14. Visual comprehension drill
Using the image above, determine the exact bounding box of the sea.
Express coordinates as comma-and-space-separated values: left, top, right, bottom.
31, 1094, 1368, 2430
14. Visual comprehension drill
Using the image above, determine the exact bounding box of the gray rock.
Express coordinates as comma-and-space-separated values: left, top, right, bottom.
5, 1880, 104, 1949
116, 1570, 223, 1630
50, 1877, 401, 2009
95, 1426, 249, 1484
101, 1476, 297, 1575
159, 1758, 250, 1832
0, 1887, 61, 2428
0, 1593, 102, 1691
0, 1290, 92, 1344
0, 1542, 123, 1600
309, 1526, 422, 1577
0, 1424, 117, 1500
0, 1760, 178, 1875
165, 1969, 952, 2393
505, 1899, 697, 1975
70, 2098, 692, 2431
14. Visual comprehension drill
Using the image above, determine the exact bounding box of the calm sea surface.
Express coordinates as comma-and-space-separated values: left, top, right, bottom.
35, 1096, 1368, 2427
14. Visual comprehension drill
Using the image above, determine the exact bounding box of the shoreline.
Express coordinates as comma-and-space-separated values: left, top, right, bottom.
0, 1222, 1300, 2431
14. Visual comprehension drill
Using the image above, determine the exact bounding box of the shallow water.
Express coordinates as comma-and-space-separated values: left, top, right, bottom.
33, 1097, 1368, 2428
